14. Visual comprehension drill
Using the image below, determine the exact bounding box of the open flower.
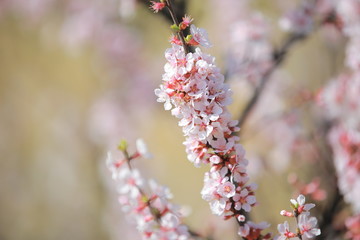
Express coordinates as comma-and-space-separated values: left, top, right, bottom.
217, 180, 236, 198
298, 213, 321, 238
276, 221, 296, 240
190, 25, 212, 48
290, 194, 315, 214
233, 189, 256, 212
136, 138, 153, 159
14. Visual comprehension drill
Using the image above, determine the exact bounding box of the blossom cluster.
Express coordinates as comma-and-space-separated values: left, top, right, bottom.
155, 19, 272, 237
318, 0, 360, 214
277, 195, 321, 240
106, 140, 191, 240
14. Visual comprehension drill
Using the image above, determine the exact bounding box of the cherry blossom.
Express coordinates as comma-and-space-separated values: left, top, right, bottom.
233, 189, 256, 212
276, 221, 296, 240
238, 221, 271, 240
227, 13, 272, 84
279, 1, 315, 34
298, 213, 321, 238
136, 138, 153, 159
345, 214, 360, 240
277, 194, 320, 240
106, 142, 192, 240
189, 25, 212, 48
150, 1, 166, 13
290, 194, 315, 214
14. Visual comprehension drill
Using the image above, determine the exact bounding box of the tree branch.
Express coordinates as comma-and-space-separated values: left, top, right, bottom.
138, 0, 187, 25
237, 33, 306, 129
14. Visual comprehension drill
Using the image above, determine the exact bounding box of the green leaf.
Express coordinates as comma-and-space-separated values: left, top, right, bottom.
117, 139, 128, 152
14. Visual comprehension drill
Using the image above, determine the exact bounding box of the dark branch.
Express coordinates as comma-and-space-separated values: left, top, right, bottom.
237, 33, 306, 129
317, 185, 344, 240
138, 0, 187, 24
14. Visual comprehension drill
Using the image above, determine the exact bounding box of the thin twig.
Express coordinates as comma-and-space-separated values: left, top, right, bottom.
165, 0, 189, 53
138, 0, 187, 24
237, 33, 306, 129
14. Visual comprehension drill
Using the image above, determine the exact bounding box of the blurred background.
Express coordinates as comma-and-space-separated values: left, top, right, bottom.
0, 0, 347, 239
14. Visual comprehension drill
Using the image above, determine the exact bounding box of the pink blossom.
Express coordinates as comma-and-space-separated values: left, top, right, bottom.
279, 1, 315, 34
150, 1, 166, 13
156, 22, 259, 232
190, 25, 212, 48
136, 139, 153, 159
345, 214, 360, 240
276, 221, 296, 240
180, 15, 193, 30
106, 144, 191, 239
227, 13, 272, 83
298, 213, 321, 238
217, 181, 236, 198
233, 189, 256, 212
290, 194, 315, 213
239, 221, 271, 240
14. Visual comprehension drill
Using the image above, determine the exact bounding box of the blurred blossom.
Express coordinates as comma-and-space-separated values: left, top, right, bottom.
279, 0, 315, 34
210, 0, 250, 27
246, 76, 309, 174
337, 0, 360, 37
329, 127, 360, 213
318, 73, 360, 128
59, 2, 105, 49
0, 0, 56, 22
227, 13, 272, 84
315, 0, 337, 15
345, 214, 360, 239
288, 174, 327, 201
89, 95, 138, 145
346, 38, 360, 70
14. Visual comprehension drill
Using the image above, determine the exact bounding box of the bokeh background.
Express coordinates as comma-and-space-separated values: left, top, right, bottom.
0, 0, 347, 239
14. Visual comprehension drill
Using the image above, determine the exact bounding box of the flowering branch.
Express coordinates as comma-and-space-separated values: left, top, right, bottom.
165, 0, 190, 53
107, 139, 203, 239
151, 1, 274, 239
277, 195, 321, 240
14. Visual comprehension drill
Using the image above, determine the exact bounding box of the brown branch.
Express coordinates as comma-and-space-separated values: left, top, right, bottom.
316, 185, 344, 240
312, 124, 345, 240
165, 0, 189, 53
138, 0, 187, 24
139, 0, 194, 53
237, 33, 306, 129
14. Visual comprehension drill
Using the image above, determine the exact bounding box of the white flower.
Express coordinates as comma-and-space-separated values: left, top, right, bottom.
276, 221, 293, 240
154, 86, 172, 110
190, 24, 212, 48
209, 198, 227, 215
290, 194, 315, 212
161, 213, 180, 229
136, 138, 152, 158
217, 181, 236, 198
106, 152, 118, 179
298, 213, 321, 238
233, 189, 256, 212
238, 223, 250, 237
209, 155, 221, 164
